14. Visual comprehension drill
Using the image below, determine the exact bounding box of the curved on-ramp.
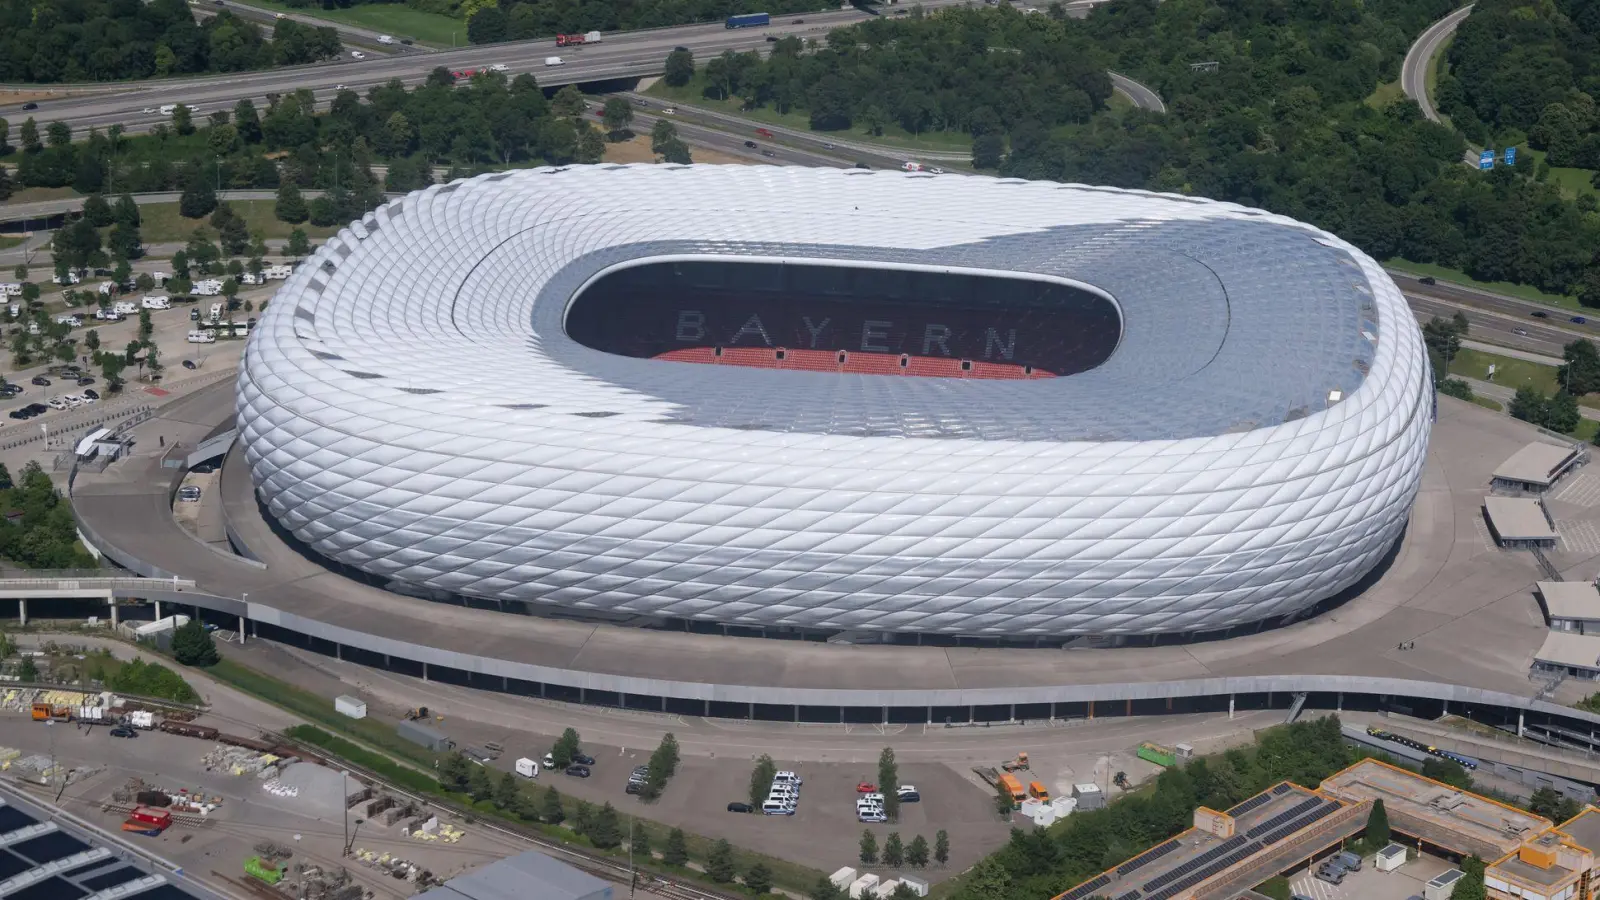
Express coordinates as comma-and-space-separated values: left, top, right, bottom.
1402, 4, 1473, 124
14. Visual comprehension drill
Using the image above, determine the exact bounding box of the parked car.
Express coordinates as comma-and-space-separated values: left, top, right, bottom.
83, 389, 99, 400
856, 782, 877, 793
727, 801, 753, 813
30, 376, 48, 386
178, 486, 202, 502
564, 765, 591, 777
0, 384, 21, 397
182, 359, 198, 370
77, 376, 94, 385
572, 753, 596, 766
897, 785, 920, 802
109, 726, 137, 738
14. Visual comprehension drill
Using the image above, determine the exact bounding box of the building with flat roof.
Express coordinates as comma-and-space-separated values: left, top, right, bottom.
414, 850, 611, 900
1487, 807, 1600, 900
1533, 632, 1600, 681
1492, 442, 1582, 493
1484, 497, 1559, 548
1536, 582, 1600, 634
1054, 782, 1365, 900
1318, 759, 1550, 862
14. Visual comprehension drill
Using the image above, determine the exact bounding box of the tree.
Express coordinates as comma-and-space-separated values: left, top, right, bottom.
1549, 391, 1582, 433
651, 119, 679, 155
286, 229, 312, 259
552, 727, 581, 768
746, 861, 773, 896
1451, 855, 1487, 900
934, 829, 949, 866
995, 781, 1015, 817
172, 105, 194, 136
16, 655, 38, 682
493, 771, 519, 810
1560, 339, 1600, 396
972, 133, 1004, 169
113, 194, 141, 229
589, 802, 622, 849
82, 193, 113, 227
810, 875, 846, 900
860, 829, 878, 864
879, 747, 900, 821
576, 124, 606, 163
45, 121, 71, 148
138, 308, 152, 342
883, 832, 904, 867
179, 168, 217, 219
749, 753, 777, 808
706, 838, 735, 882
907, 834, 930, 867
642, 732, 680, 800
602, 98, 634, 139
171, 618, 219, 666
1422, 315, 1468, 376
85, 329, 100, 354
573, 800, 593, 835
662, 828, 689, 866
540, 785, 565, 824
658, 139, 692, 164
465, 763, 493, 801
1529, 787, 1583, 823
630, 820, 650, 858
0, 464, 13, 492
1366, 798, 1390, 847
275, 182, 309, 224
552, 85, 587, 121
664, 49, 695, 87
19, 118, 39, 153
1510, 386, 1549, 425
108, 222, 143, 261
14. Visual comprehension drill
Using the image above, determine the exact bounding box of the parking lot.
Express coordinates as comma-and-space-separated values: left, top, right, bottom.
1288, 850, 1456, 900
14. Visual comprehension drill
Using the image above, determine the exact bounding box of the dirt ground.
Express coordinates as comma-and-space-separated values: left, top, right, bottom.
603, 134, 752, 166
0, 89, 65, 105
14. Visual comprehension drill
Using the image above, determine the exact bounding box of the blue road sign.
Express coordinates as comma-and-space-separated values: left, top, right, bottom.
1505, 146, 1517, 165
1479, 150, 1495, 170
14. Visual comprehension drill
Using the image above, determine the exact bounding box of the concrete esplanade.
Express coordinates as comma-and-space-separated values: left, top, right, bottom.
60, 368, 1600, 737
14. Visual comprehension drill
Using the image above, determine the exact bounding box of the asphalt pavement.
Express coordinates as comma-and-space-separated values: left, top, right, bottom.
1401, 4, 1472, 124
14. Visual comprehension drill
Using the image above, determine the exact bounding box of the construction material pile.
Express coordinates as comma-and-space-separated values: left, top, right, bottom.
283, 863, 364, 900
349, 848, 433, 884
261, 778, 299, 798
405, 817, 464, 843
201, 744, 283, 778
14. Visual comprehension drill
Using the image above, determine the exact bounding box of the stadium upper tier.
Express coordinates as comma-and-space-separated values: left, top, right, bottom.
237, 165, 1433, 636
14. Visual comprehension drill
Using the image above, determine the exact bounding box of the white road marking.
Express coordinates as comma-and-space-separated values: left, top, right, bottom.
1554, 473, 1600, 508
1559, 519, 1600, 555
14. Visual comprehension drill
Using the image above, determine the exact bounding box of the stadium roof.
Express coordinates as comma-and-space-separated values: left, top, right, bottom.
1537, 582, 1600, 621
1493, 443, 1579, 487
1485, 498, 1558, 542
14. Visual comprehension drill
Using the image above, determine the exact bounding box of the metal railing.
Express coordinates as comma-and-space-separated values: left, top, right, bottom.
0, 574, 195, 591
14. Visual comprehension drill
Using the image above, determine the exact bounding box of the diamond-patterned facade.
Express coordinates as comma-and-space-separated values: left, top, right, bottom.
237, 166, 1432, 636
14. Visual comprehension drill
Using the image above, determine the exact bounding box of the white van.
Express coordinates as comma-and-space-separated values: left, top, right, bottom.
377, 34, 394, 44
0, 284, 20, 297
209, 302, 224, 320
187, 330, 216, 344
544, 56, 564, 66
113, 301, 137, 315
760, 800, 796, 815
7, 303, 18, 318
232, 323, 250, 337
97, 281, 115, 295
142, 295, 171, 309
53, 314, 81, 327
51, 272, 81, 285
93, 308, 122, 321
158, 104, 177, 115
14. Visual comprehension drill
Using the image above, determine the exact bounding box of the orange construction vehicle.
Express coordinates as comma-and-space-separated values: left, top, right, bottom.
997, 773, 1026, 809
1001, 751, 1030, 772
30, 703, 69, 722
1029, 781, 1050, 802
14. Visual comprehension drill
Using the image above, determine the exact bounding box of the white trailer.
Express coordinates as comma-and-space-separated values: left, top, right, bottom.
335, 695, 368, 719
515, 757, 539, 778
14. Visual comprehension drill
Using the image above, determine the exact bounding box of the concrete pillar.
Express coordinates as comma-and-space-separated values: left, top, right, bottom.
1518, 710, 1525, 737
238, 615, 245, 644
1125, 699, 1131, 716
1088, 700, 1095, 720
153, 599, 162, 621
17, 598, 24, 627
1009, 703, 1016, 722
747, 702, 754, 720
422, 663, 429, 683
1166, 697, 1173, 711
108, 598, 117, 628
1337, 691, 1343, 712
335, 643, 342, 660
1229, 694, 1236, 720
1442, 699, 1449, 716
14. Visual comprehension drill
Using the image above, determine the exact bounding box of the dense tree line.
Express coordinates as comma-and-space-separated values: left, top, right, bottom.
668, 9, 1114, 137
1442, 0, 1600, 151
460, 0, 830, 44
0, 0, 341, 82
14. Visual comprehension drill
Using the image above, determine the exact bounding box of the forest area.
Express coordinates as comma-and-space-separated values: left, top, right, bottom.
0, 0, 341, 82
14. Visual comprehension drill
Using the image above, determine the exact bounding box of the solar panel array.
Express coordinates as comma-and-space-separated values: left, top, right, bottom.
1143, 842, 1260, 900
1060, 873, 1112, 900
1114, 892, 1141, 900
1260, 802, 1342, 847
1117, 840, 1180, 877
1141, 835, 1249, 894
1246, 798, 1321, 839
0, 798, 206, 900
1225, 792, 1274, 817
1272, 783, 1294, 795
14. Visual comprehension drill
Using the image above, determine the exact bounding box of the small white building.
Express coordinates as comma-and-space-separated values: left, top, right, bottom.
1425, 869, 1463, 900
829, 867, 857, 890
1538, 581, 1600, 634
1493, 442, 1582, 493
1375, 843, 1407, 872
334, 695, 367, 719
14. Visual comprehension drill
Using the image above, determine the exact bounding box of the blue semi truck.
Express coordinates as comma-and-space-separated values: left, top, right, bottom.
726, 12, 770, 27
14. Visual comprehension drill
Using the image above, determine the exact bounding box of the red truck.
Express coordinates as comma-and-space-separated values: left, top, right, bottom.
556, 31, 603, 46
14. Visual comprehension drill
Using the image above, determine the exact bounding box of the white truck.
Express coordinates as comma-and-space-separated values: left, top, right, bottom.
0, 283, 20, 297
53, 314, 81, 327
141, 295, 171, 309
515, 757, 539, 778
113, 301, 138, 315
187, 330, 217, 344
194, 279, 223, 296
209, 302, 224, 320
97, 281, 116, 294
126, 710, 156, 729
265, 265, 293, 280
377, 34, 395, 44
51, 272, 81, 285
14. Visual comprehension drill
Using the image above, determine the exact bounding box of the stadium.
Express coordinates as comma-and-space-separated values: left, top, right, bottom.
236, 165, 1432, 639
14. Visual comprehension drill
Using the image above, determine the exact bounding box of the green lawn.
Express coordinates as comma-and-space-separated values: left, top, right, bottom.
1387, 258, 1582, 311
136, 201, 340, 244
1365, 79, 1403, 110
1471, 396, 1504, 413
1519, 148, 1598, 201
1450, 347, 1559, 394
232, 0, 464, 47
5, 187, 79, 204
646, 76, 975, 154
0, 236, 23, 250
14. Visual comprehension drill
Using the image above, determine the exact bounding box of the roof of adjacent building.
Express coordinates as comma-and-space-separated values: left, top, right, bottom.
1535, 632, 1600, 671
1484, 497, 1558, 541
413, 851, 611, 900
1319, 759, 1549, 860
1493, 443, 1578, 486
1538, 582, 1600, 621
